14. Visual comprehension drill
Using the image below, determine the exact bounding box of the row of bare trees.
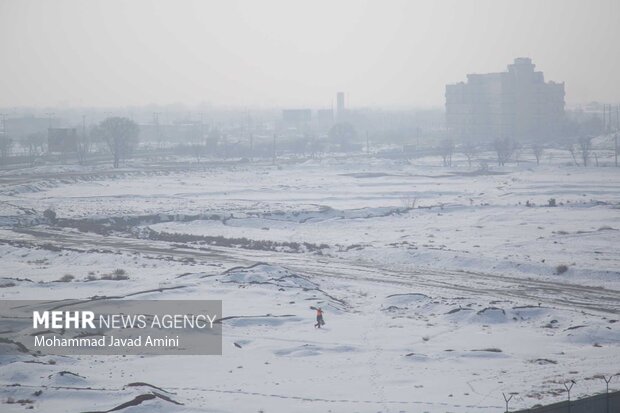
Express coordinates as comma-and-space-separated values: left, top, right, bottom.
0, 133, 46, 167
0, 116, 139, 169
437, 138, 520, 168
566, 137, 593, 166
438, 133, 620, 168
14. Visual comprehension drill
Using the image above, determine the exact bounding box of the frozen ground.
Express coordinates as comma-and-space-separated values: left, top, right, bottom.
0, 153, 619, 412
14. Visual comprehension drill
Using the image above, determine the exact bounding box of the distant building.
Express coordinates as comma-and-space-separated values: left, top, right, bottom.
282, 109, 312, 123
445, 58, 565, 141
336, 92, 345, 120
5, 116, 49, 139
316, 109, 334, 123
48, 128, 77, 153
138, 120, 205, 144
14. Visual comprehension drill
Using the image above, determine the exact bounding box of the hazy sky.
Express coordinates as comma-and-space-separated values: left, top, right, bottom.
1, 0, 618, 108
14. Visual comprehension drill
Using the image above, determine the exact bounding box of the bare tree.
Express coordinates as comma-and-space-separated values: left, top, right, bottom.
494, 138, 514, 166
207, 128, 221, 157
181, 123, 204, 163
578, 136, 592, 167
532, 144, 544, 165
439, 138, 454, 167
513, 141, 523, 165
461, 141, 478, 169
329, 122, 357, 150
566, 142, 579, 166
191, 143, 204, 163
97, 117, 139, 168
308, 137, 323, 159
23, 133, 45, 167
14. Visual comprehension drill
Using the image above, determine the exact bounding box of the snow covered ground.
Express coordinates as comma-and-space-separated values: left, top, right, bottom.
0, 153, 619, 412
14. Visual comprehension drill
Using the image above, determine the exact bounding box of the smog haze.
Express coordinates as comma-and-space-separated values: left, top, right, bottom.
1, 0, 618, 108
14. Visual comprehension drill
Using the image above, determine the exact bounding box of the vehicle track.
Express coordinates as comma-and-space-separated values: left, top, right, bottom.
6, 227, 620, 315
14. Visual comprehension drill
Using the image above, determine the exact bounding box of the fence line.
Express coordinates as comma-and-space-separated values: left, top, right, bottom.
510, 375, 619, 413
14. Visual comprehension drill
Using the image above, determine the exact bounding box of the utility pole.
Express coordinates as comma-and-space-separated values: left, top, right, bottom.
249, 133, 253, 162
78, 114, 87, 164
416, 127, 421, 148
615, 132, 618, 167
153, 112, 161, 149
82, 115, 87, 148
0, 113, 7, 136
223, 133, 228, 159
615, 105, 619, 168
0, 113, 9, 164
200, 112, 205, 144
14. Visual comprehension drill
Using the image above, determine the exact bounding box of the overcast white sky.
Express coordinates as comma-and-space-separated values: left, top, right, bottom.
0, 0, 618, 108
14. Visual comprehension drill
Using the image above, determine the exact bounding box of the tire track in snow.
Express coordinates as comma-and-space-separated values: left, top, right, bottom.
6, 227, 620, 316
1, 382, 504, 410
360, 293, 390, 412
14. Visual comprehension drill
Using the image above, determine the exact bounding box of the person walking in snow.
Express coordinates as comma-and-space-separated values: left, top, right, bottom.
314, 307, 325, 328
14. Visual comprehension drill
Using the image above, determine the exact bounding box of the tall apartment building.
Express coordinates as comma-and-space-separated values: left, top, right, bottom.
445, 58, 565, 141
